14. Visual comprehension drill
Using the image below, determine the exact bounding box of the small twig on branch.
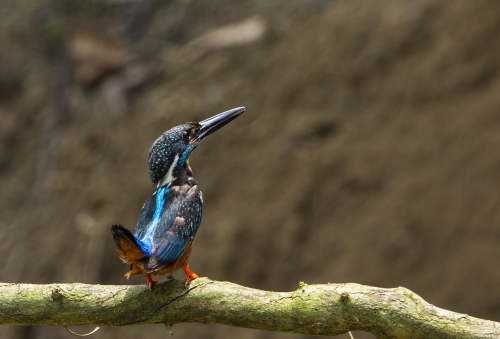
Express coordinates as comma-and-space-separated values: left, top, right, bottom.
0, 278, 499, 339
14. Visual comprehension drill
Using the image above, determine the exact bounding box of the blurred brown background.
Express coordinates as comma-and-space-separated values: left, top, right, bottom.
1, 0, 500, 338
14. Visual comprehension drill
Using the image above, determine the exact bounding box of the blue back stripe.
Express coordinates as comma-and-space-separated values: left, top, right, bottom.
138, 187, 168, 254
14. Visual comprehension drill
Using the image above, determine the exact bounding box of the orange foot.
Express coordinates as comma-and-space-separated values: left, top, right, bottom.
147, 274, 159, 290
184, 266, 199, 287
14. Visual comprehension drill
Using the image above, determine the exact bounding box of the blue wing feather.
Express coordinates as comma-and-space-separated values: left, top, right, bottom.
155, 232, 187, 262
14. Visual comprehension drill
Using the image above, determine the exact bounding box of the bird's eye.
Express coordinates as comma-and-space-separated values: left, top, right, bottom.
182, 130, 189, 139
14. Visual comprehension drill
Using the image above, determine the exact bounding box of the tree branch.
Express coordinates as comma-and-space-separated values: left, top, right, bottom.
1, 278, 498, 338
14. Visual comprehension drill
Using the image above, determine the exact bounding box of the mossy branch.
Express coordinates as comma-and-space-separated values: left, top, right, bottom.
0, 278, 499, 338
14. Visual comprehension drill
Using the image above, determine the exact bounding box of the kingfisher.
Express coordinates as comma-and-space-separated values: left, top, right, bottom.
111, 107, 245, 290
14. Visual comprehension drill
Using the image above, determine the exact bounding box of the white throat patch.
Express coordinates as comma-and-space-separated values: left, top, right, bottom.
157, 154, 179, 188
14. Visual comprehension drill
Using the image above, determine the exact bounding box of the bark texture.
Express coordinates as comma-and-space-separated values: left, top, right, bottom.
1, 278, 499, 339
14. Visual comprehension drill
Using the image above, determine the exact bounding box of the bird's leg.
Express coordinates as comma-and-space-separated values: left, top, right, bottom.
184, 266, 199, 287
147, 274, 159, 290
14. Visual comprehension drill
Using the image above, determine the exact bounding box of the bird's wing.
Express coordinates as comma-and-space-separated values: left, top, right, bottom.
154, 217, 191, 262
150, 185, 203, 266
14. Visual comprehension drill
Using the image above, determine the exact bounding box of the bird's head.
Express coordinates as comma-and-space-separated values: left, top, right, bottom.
148, 107, 245, 187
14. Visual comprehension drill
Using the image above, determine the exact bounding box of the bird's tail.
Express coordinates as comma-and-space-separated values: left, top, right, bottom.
111, 224, 146, 277
111, 224, 139, 249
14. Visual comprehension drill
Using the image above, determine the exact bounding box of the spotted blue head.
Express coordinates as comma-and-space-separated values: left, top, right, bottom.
148, 107, 245, 187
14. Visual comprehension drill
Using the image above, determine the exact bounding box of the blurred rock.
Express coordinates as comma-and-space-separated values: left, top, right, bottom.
179, 16, 266, 63
68, 27, 129, 85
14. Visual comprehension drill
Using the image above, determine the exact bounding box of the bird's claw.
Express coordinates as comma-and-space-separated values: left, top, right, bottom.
147, 274, 159, 290
184, 266, 199, 287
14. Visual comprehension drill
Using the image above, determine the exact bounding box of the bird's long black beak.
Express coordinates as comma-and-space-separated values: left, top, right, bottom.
195, 107, 245, 142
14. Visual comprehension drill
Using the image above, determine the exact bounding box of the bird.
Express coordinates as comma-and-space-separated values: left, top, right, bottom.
111, 107, 244, 290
